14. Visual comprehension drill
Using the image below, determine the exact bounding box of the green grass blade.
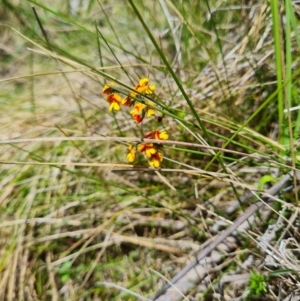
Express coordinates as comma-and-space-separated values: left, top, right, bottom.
270, 0, 284, 143
127, 0, 209, 140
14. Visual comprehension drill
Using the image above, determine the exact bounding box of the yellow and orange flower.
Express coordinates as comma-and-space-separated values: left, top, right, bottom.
144, 130, 168, 140
149, 151, 163, 168
127, 145, 136, 163
127, 78, 155, 99
130, 102, 146, 123
130, 102, 146, 115
129, 101, 156, 123
106, 93, 122, 111
135, 78, 156, 94
137, 143, 157, 158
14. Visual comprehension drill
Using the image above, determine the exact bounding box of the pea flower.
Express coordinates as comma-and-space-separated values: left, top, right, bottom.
130, 102, 146, 115
137, 143, 157, 158
125, 77, 156, 103
144, 130, 168, 140
130, 101, 156, 123
127, 145, 136, 163
135, 143, 164, 168
149, 151, 163, 168
135, 77, 156, 94
106, 93, 122, 111
130, 102, 146, 123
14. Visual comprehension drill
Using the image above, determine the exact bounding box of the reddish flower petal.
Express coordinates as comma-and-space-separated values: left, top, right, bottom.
132, 114, 143, 124
122, 96, 134, 107
102, 84, 113, 95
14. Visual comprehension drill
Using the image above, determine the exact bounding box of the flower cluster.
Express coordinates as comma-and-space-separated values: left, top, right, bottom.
102, 78, 156, 124
128, 130, 169, 168
103, 78, 168, 168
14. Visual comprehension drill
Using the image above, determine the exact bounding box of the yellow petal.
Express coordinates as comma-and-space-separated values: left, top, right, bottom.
145, 147, 157, 158
137, 103, 146, 111
130, 108, 137, 115
113, 93, 122, 103
139, 78, 149, 86
149, 159, 160, 168
127, 152, 135, 163
137, 144, 145, 152
159, 131, 168, 140
127, 145, 136, 162
128, 91, 136, 97
146, 108, 156, 117
109, 102, 120, 111
136, 86, 148, 93
145, 85, 156, 94
130, 102, 146, 115
149, 84, 155, 91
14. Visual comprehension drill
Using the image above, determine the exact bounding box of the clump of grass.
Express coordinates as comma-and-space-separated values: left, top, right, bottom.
1, 1, 300, 300
247, 270, 268, 299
